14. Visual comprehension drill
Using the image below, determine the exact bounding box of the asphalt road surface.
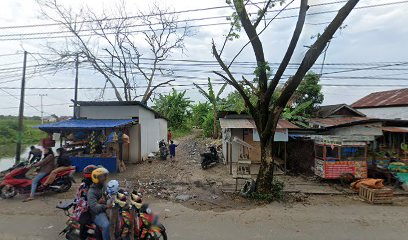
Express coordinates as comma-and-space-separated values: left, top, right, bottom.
1, 194, 408, 240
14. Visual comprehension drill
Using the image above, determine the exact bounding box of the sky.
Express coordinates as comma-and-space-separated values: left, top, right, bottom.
0, 0, 407, 117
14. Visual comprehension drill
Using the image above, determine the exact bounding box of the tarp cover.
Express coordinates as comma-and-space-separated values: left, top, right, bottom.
35, 119, 135, 132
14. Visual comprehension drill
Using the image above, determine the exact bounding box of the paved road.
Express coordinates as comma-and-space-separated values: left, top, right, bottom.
1, 195, 408, 240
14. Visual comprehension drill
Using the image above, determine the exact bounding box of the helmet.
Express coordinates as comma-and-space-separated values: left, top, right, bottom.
83, 165, 98, 180
91, 167, 109, 184
106, 180, 120, 196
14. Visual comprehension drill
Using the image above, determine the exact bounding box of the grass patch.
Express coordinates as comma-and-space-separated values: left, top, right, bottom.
172, 127, 192, 139
247, 180, 285, 202
0, 116, 46, 145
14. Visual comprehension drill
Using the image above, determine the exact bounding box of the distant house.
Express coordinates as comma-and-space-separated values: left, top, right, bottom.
352, 88, 408, 120
43, 115, 58, 123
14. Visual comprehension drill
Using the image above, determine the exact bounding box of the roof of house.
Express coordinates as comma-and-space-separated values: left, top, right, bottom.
219, 118, 299, 129
352, 88, 408, 108
308, 117, 372, 127
315, 104, 365, 118
74, 101, 167, 120
35, 119, 136, 132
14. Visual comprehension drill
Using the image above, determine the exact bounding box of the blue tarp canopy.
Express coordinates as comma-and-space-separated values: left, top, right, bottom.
35, 119, 135, 132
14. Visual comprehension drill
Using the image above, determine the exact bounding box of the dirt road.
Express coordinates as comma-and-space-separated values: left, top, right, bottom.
1, 132, 408, 239
1, 194, 408, 240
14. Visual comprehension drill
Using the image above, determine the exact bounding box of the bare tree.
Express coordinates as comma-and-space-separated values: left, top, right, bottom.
213, 0, 360, 193
37, 0, 190, 103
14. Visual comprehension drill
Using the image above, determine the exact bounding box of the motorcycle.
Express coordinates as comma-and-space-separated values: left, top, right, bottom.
0, 163, 75, 199
158, 140, 168, 160
57, 200, 101, 240
58, 190, 167, 240
200, 145, 219, 169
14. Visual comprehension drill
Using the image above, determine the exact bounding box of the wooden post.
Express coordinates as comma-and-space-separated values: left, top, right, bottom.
226, 142, 229, 164
15, 51, 27, 164
229, 143, 232, 175
73, 54, 79, 118
284, 141, 287, 174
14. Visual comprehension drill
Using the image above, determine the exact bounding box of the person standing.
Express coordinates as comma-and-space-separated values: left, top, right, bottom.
87, 167, 111, 240
167, 130, 172, 144
43, 148, 73, 186
169, 141, 178, 160
24, 148, 55, 202
27, 146, 42, 164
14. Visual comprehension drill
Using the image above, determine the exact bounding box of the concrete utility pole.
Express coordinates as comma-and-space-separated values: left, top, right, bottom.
15, 51, 27, 164
39, 94, 47, 124
73, 54, 79, 118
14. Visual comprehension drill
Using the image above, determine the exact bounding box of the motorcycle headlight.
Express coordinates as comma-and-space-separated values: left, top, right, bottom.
145, 207, 152, 214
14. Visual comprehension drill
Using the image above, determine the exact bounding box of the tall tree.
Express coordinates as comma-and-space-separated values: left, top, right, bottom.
213, 0, 360, 193
37, 0, 190, 103
291, 72, 323, 114
194, 78, 227, 139
153, 89, 191, 128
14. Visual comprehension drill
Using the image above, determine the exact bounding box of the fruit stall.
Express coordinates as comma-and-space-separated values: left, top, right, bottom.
36, 119, 136, 173
314, 136, 369, 179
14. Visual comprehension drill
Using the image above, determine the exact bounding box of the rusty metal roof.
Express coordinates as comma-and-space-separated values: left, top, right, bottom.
382, 127, 408, 133
308, 117, 371, 127
352, 88, 408, 108
219, 118, 298, 129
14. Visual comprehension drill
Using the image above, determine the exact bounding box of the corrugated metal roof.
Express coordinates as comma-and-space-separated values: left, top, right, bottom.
352, 88, 408, 108
382, 127, 408, 133
315, 104, 365, 118
36, 119, 136, 131
219, 118, 255, 129
308, 117, 370, 127
219, 118, 299, 129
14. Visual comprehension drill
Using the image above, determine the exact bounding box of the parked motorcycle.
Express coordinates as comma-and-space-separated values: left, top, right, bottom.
0, 164, 75, 199
200, 145, 219, 169
158, 140, 168, 160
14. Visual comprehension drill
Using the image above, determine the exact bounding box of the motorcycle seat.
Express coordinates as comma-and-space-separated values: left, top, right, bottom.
56, 200, 75, 210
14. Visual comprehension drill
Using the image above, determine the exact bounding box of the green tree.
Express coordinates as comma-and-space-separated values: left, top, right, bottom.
292, 72, 323, 114
191, 102, 211, 128
213, 0, 359, 193
153, 89, 192, 128
194, 78, 227, 138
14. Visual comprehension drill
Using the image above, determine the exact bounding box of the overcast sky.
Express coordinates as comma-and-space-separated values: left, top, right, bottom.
0, 0, 407, 117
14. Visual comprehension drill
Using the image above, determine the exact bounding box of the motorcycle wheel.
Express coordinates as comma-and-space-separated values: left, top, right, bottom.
53, 180, 72, 193
0, 185, 16, 199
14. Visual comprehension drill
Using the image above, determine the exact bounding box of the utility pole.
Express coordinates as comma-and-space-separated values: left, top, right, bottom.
73, 54, 79, 118
15, 51, 27, 164
39, 94, 47, 124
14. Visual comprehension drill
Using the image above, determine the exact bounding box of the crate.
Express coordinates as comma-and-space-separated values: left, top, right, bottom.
358, 185, 394, 204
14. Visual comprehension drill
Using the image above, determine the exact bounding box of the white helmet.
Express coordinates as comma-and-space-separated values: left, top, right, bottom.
106, 180, 120, 196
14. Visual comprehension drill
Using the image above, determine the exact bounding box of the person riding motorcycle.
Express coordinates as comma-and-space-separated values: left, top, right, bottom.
73, 165, 98, 240
27, 146, 42, 164
87, 167, 111, 240
43, 148, 74, 187
24, 148, 55, 202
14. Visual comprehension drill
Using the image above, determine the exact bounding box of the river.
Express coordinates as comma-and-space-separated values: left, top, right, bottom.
0, 144, 35, 172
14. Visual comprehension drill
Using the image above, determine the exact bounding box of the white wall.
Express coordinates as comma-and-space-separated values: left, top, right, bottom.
79, 106, 139, 119
157, 118, 168, 142
328, 122, 383, 137
222, 128, 243, 163
138, 107, 163, 159
356, 106, 408, 120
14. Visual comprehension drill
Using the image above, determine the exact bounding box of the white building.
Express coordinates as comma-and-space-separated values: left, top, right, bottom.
352, 88, 408, 120
76, 101, 168, 162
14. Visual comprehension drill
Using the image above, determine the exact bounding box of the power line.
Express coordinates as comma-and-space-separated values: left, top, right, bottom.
0, 1, 406, 41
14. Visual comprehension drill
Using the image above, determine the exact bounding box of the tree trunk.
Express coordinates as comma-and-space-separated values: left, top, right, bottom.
256, 136, 275, 193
